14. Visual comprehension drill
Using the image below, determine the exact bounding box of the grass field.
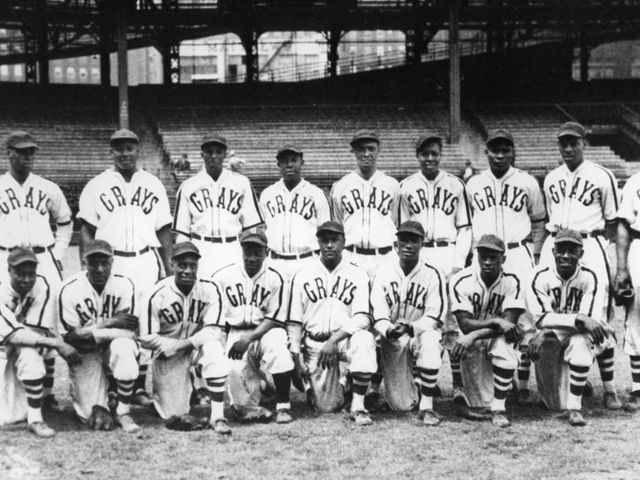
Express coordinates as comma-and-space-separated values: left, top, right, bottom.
1, 248, 640, 480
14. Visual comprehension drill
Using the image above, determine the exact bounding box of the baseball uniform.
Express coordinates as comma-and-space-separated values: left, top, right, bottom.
212, 262, 292, 418
287, 256, 376, 413
140, 276, 227, 419
330, 170, 400, 279
449, 266, 524, 409
57, 271, 138, 421
0, 172, 72, 287
173, 168, 264, 278
260, 178, 330, 279
370, 260, 447, 411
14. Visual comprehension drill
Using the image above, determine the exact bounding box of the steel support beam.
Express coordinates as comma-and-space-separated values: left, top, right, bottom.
449, 0, 460, 144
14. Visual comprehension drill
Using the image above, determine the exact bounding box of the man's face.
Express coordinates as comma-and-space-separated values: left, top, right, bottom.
110, 140, 138, 174
558, 136, 585, 170
172, 254, 199, 290
84, 254, 113, 290
318, 232, 345, 264
417, 141, 441, 178
477, 248, 505, 278
351, 140, 379, 173
201, 143, 227, 177
553, 242, 583, 278
242, 242, 267, 277
277, 152, 304, 184
396, 233, 422, 264
9, 262, 37, 296
8, 147, 36, 176
486, 140, 514, 175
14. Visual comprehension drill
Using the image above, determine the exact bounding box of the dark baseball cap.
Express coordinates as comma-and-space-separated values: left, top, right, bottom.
201, 133, 227, 149
240, 229, 268, 247
171, 241, 200, 259
476, 234, 506, 253
276, 143, 303, 159
557, 121, 586, 139
415, 133, 443, 152
317, 221, 345, 236
110, 129, 139, 145
486, 129, 514, 147
6, 131, 39, 150
350, 130, 379, 147
397, 221, 425, 238
83, 239, 114, 258
7, 247, 38, 267
554, 229, 583, 246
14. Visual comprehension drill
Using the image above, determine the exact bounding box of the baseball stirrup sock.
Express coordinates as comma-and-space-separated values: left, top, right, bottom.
517, 353, 531, 390
631, 356, 640, 395
369, 372, 383, 394
116, 380, 135, 415
450, 359, 462, 388
597, 348, 615, 391
22, 377, 45, 423
206, 376, 226, 420
417, 367, 439, 410
491, 366, 514, 411
351, 373, 372, 411
272, 370, 292, 404
567, 364, 590, 410
134, 364, 148, 394
44, 357, 55, 396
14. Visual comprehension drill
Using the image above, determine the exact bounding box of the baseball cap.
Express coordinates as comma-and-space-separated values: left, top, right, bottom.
350, 130, 379, 147
415, 133, 443, 152
83, 239, 114, 258
276, 143, 303, 159
110, 129, 139, 145
201, 133, 227, 149
554, 229, 583, 246
240, 228, 268, 247
6, 131, 39, 150
317, 221, 345, 236
476, 234, 506, 253
486, 129, 514, 147
396, 221, 425, 238
171, 241, 200, 260
557, 121, 586, 139
7, 247, 38, 267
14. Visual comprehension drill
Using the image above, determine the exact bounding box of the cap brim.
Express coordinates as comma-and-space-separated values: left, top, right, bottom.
476, 244, 505, 253
201, 140, 227, 148
554, 238, 583, 246
350, 137, 378, 147
9, 258, 38, 266
83, 249, 113, 258
317, 228, 343, 235
557, 131, 583, 138
277, 149, 302, 158
487, 136, 513, 146
10, 142, 39, 149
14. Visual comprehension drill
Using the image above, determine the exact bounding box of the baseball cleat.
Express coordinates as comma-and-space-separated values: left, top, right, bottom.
28, 421, 56, 438
275, 409, 293, 424
567, 410, 586, 426
420, 409, 442, 427
107, 391, 118, 412
43, 395, 66, 413
190, 387, 212, 407
211, 418, 232, 435
364, 392, 380, 412
452, 387, 469, 406
624, 394, 640, 411
349, 410, 373, 426
491, 412, 511, 428
603, 391, 623, 410
516, 388, 534, 405
131, 390, 153, 407
117, 413, 140, 433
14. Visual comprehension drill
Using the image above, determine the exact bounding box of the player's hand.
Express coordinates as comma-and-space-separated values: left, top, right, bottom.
57, 342, 82, 366
386, 323, 410, 340
527, 332, 547, 362
450, 333, 476, 361
138, 334, 163, 350
576, 314, 613, 345
106, 311, 138, 331
156, 338, 188, 358
319, 339, 339, 369
613, 270, 634, 306
493, 318, 523, 343
228, 338, 251, 360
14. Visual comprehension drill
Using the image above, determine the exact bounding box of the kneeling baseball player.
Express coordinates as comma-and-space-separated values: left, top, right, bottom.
449, 235, 525, 428
370, 221, 447, 425
528, 230, 613, 426
140, 242, 231, 434
287, 221, 377, 425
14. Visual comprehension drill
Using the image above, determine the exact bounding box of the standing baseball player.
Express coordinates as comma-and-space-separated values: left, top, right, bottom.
287, 221, 377, 425
212, 229, 294, 424
173, 133, 264, 279
449, 235, 525, 428
370, 221, 447, 425
330, 130, 400, 279
466, 129, 547, 401
528, 230, 613, 426
77, 128, 173, 406
58, 239, 140, 432
260, 144, 330, 280
541, 121, 622, 409
140, 241, 230, 434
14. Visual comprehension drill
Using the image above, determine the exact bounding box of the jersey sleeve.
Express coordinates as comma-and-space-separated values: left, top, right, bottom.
527, 175, 547, 222
454, 183, 472, 228
412, 267, 447, 335
57, 281, 83, 334
315, 188, 332, 225
398, 188, 411, 225
202, 282, 223, 328
264, 269, 286, 326
601, 168, 620, 222
171, 183, 192, 238
20, 277, 53, 330
503, 273, 526, 311
287, 272, 303, 326
154, 180, 173, 230
49, 183, 72, 226
118, 276, 137, 317
580, 268, 604, 322
370, 274, 393, 336
0, 306, 22, 344
240, 178, 264, 230
617, 179, 636, 224
389, 181, 401, 227
528, 270, 558, 325
450, 273, 474, 314
329, 182, 343, 223
344, 270, 371, 334
140, 287, 162, 336
77, 180, 98, 227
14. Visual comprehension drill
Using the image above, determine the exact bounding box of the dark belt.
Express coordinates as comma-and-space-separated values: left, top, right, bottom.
506, 240, 529, 250
551, 230, 604, 239
632, 230, 640, 240
306, 331, 331, 342
423, 240, 453, 248
0, 244, 53, 254
113, 246, 150, 257
346, 245, 393, 256
191, 233, 238, 244
270, 250, 315, 260
226, 324, 257, 333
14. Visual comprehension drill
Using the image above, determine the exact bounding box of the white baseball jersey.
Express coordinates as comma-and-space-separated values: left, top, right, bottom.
0, 275, 54, 331
288, 257, 370, 337
57, 272, 135, 333
529, 263, 603, 326
449, 267, 526, 318
211, 262, 286, 329
617, 171, 640, 232
141, 277, 223, 339
77, 168, 172, 252
371, 261, 447, 336
260, 178, 330, 255
466, 167, 546, 243
330, 170, 400, 249
0, 172, 72, 257
0, 303, 22, 343
543, 160, 619, 233
173, 168, 263, 241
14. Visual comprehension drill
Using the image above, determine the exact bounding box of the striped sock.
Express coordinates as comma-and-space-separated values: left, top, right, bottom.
597, 348, 615, 392
369, 372, 383, 394
631, 356, 640, 395
491, 365, 514, 412
351, 373, 372, 412
416, 367, 439, 411
206, 376, 226, 421
450, 359, 462, 389
517, 352, 531, 390
272, 371, 292, 405
43, 357, 55, 397
22, 377, 44, 424
115, 379, 135, 415
567, 364, 590, 410
134, 364, 148, 394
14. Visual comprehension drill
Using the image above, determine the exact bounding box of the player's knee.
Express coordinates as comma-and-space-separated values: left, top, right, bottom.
563, 334, 594, 367
200, 341, 229, 378
415, 331, 443, 370
489, 337, 519, 370
348, 330, 377, 374
15, 347, 46, 381
109, 339, 139, 381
